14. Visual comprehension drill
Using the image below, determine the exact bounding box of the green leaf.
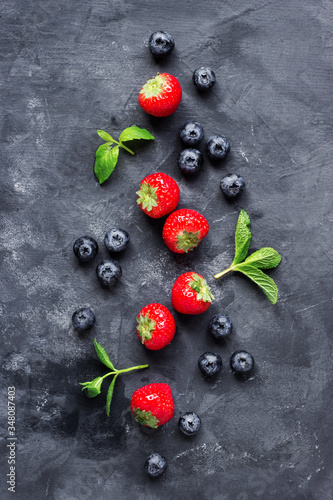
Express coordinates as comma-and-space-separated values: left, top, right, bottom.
132, 408, 159, 428
119, 126, 154, 143
243, 247, 282, 269
94, 144, 119, 184
94, 338, 116, 371
80, 376, 104, 398
232, 209, 251, 265
106, 373, 119, 417
233, 263, 279, 304
97, 129, 115, 143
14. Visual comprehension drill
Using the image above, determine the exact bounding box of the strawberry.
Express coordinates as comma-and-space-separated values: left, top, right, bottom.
171, 272, 214, 315
136, 172, 180, 218
137, 303, 176, 350
162, 208, 209, 253
138, 73, 182, 117
131, 383, 175, 428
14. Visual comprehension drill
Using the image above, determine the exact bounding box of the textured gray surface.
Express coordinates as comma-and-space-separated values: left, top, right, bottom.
1, 0, 333, 499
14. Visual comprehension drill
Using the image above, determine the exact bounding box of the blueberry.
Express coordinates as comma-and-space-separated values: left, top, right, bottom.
209, 313, 232, 340
198, 352, 222, 378
178, 412, 202, 436
72, 307, 95, 331
206, 135, 230, 161
179, 121, 204, 147
230, 350, 254, 376
148, 31, 175, 58
193, 67, 216, 91
178, 148, 203, 175
104, 227, 130, 253
220, 174, 245, 198
73, 236, 98, 262
96, 259, 122, 289
144, 452, 167, 478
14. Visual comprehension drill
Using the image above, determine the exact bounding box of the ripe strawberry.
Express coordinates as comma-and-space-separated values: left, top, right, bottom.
136, 172, 180, 218
137, 303, 176, 350
162, 208, 209, 253
171, 272, 214, 315
138, 73, 182, 117
131, 383, 175, 428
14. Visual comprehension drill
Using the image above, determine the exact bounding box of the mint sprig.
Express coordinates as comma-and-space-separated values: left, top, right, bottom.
80, 338, 149, 416
214, 209, 281, 304
94, 126, 154, 184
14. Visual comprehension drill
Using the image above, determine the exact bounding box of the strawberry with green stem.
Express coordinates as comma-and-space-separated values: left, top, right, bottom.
136, 172, 180, 218
131, 383, 175, 428
136, 303, 176, 350
214, 209, 281, 304
162, 208, 209, 253
80, 338, 149, 416
171, 272, 214, 315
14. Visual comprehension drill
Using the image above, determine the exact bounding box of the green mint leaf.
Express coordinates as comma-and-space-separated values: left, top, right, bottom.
80, 376, 104, 398
94, 338, 116, 371
233, 263, 279, 304
97, 129, 115, 143
106, 373, 119, 417
94, 144, 119, 184
118, 126, 154, 143
243, 247, 282, 269
232, 209, 251, 265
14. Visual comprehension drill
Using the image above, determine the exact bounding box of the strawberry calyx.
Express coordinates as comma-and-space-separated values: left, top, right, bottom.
136, 182, 158, 212
189, 274, 215, 303
140, 73, 166, 98
132, 407, 159, 428
137, 313, 156, 343
176, 230, 200, 252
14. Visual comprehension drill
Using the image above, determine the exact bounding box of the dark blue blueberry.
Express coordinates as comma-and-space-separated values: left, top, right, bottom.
72, 307, 95, 331
144, 452, 167, 478
209, 313, 232, 340
230, 350, 254, 376
96, 259, 122, 289
198, 352, 222, 378
192, 67, 216, 91
206, 135, 230, 161
148, 31, 175, 58
220, 174, 245, 198
179, 121, 204, 147
178, 412, 202, 436
73, 236, 98, 262
104, 227, 130, 253
178, 148, 203, 175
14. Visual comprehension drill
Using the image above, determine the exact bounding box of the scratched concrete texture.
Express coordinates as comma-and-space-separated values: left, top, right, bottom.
0, 0, 332, 499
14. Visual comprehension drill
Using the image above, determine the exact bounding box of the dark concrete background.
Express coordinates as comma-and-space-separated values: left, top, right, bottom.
1, 0, 332, 499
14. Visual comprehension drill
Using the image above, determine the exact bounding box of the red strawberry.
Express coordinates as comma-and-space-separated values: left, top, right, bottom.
162, 208, 209, 253
131, 383, 175, 428
138, 73, 182, 117
171, 272, 214, 315
136, 172, 180, 218
137, 303, 176, 350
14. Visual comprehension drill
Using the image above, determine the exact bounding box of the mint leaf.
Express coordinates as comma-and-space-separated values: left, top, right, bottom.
97, 129, 115, 143
106, 373, 119, 417
94, 338, 116, 371
243, 247, 282, 269
119, 126, 154, 143
80, 376, 104, 397
232, 209, 251, 265
94, 144, 119, 184
233, 263, 279, 304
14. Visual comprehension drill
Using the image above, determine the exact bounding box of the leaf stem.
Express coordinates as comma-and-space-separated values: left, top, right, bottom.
213, 266, 234, 280
117, 364, 149, 374
118, 141, 135, 155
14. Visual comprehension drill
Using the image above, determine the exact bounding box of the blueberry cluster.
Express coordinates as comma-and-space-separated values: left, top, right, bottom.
178, 121, 244, 200
71, 227, 129, 331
